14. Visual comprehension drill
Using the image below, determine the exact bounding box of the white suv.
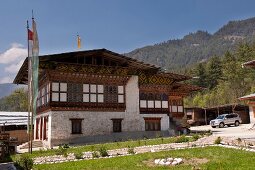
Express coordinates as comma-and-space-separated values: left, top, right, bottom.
210, 113, 242, 128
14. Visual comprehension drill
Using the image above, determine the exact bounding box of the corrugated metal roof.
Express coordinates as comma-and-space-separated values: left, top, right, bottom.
0, 112, 29, 126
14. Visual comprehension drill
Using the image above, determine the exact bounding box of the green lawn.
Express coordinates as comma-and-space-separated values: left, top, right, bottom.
34, 146, 255, 170
12, 135, 196, 159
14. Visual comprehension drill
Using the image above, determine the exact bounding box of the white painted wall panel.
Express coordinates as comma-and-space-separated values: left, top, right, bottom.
60, 83, 67, 91
83, 84, 89, 92
155, 101, 161, 108
162, 101, 168, 108
52, 83, 59, 91
140, 100, 147, 108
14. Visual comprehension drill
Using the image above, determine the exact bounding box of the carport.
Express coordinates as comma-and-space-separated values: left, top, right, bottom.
185, 104, 250, 126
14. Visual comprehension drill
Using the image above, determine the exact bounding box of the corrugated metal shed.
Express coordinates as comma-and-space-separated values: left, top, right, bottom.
0, 112, 28, 126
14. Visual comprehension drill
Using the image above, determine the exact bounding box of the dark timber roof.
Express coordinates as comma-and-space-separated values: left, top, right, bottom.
13, 48, 192, 84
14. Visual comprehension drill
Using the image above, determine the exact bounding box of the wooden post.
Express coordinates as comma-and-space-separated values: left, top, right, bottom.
204, 108, 207, 125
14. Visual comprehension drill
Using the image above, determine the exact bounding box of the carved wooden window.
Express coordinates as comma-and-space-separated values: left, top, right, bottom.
38, 83, 50, 107
83, 84, 104, 103
118, 86, 124, 103
103, 85, 125, 103
169, 98, 183, 113
111, 119, 122, 132
70, 119, 83, 134
52, 82, 67, 102
144, 118, 161, 131
67, 83, 83, 102
140, 93, 168, 109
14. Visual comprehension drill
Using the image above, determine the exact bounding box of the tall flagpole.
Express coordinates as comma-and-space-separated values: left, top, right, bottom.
27, 20, 31, 153
30, 11, 34, 154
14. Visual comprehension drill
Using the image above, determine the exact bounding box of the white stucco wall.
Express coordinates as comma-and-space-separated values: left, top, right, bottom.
37, 75, 170, 147
50, 75, 143, 140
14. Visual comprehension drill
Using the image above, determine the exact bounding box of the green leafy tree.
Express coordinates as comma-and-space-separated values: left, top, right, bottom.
0, 88, 28, 111
193, 62, 208, 88
206, 56, 222, 89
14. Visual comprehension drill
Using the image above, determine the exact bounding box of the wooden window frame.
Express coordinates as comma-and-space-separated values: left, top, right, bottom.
169, 98, 184, 113
70, 118, 84, 134
144, 118, 161, 131
83, 84, 104, 103
51, 82, 67, 102
139, 93, 169, 111
67, 83, 83, 102
111, 118, 123, 133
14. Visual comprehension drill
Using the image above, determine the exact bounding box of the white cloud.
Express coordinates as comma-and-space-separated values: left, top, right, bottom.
0, 43, 27, 64
0, 76, 13, 84
4, 60, 24, 73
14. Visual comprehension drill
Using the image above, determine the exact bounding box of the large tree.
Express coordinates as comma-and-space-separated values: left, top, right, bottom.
0, 88, 28, 111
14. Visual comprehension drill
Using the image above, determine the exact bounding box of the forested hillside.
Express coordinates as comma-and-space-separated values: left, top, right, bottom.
184, 43, 255, 107
126, 17, 255, 72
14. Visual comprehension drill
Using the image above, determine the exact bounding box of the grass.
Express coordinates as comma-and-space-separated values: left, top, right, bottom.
33, 146, 255, 170
11, 135, 196, 160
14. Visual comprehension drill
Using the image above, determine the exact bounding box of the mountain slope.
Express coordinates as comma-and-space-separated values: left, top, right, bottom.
125, 17, 255, 71
0, 83, 25, 99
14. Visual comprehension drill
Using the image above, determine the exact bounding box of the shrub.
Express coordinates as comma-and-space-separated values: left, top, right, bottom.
191, 144, 197, 147
138, 140, 141, 146
55, 146, 67, 155
192, 134, 200, 141
127, 146, 135, 154
214, 137, 222, 144
92, 151, 99, 158
99, 146, 109, 157
237, 138, 242, 144
62, 143, 70, 149
161, 137, 164, 144
74, 151, 83, 159
15, 154, 33, 170
175, 135, 189, 143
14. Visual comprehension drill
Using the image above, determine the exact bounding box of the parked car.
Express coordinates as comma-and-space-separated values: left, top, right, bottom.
210, 113, 242, 128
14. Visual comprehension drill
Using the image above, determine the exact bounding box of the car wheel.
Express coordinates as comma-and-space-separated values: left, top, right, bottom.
235, 121, 240, 126
212, 126, 216, 128
219, 122, 224, 128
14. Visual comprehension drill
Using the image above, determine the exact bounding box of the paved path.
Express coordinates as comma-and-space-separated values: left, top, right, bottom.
190, 124, 255, 141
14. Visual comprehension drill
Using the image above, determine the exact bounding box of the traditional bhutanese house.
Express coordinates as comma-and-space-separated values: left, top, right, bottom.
14, 49, 200, 148
239, 60, 255, 124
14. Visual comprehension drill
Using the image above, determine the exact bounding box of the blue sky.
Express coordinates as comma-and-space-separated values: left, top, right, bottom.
1, 0, 255, 83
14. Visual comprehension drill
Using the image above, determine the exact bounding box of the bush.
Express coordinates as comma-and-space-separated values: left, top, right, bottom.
99, 146, 109, 157
214, 137, 222, 144
55, 146, 67, 155
192, 134, 200, 141
237, 138, 242, 144
74, 151, 83, 159
62, 143, 70, 149
127, 146, 135, 154
15, 154, 33, 170
175, 135, 189, 143
92, 151, 99, 158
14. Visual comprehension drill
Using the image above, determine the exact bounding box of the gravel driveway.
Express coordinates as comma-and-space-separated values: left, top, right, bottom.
190, 124, 255, 141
